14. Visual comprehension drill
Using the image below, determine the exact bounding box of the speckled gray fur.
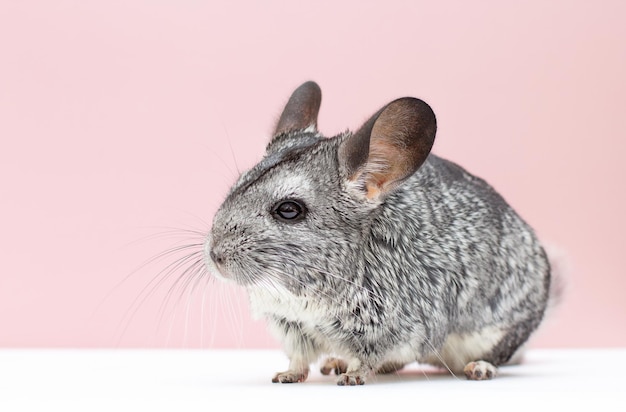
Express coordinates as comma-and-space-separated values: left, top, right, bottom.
206, 82, 551, 385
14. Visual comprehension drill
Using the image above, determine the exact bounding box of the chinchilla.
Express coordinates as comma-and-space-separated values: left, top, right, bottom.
205, 81, 552, 385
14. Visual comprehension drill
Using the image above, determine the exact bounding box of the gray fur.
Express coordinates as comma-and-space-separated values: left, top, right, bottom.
206, 82, 551, 385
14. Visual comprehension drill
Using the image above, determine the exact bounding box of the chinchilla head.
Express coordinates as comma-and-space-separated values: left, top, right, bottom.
206, 81, 436, 297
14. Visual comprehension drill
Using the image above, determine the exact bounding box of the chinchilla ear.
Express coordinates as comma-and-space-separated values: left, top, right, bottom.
273, 81, 322, 136
339, 97, 436, 200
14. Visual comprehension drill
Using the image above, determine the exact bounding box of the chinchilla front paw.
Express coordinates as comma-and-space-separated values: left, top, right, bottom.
320, 357, 348, 375
272, 370, 309, 383
336, 372, 367, 386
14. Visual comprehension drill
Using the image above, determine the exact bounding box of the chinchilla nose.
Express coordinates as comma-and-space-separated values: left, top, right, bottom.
210, 249, 224, 265
204, 233, 225, 267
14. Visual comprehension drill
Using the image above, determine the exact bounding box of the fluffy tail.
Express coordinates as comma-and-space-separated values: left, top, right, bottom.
543, 242, 568, 313
507, 242, 568, 365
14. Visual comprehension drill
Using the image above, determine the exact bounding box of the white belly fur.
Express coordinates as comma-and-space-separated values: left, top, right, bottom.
422, 326, 505, 373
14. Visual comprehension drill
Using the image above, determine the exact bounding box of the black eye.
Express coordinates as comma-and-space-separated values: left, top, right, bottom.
272, 199, 306, 222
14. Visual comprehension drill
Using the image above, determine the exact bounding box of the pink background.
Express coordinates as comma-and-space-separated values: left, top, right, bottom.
1, 1, 624, 349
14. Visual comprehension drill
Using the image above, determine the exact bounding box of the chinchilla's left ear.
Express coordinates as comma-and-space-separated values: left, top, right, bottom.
273, 81, 322, 136
339, 97, 436, 200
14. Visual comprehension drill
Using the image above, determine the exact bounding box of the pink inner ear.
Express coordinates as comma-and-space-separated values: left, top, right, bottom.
359, 129, 415, 198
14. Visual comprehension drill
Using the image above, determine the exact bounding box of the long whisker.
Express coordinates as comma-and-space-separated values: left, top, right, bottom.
263, 251, 387, 304
160, 256, 208, 348
181, 265, 207, 347
198, 274, 217, 349
128, 247, 203, 326
420, 338, 460, 380
216, 113, 241, 176
114, 239, 206, 346
92, 229, 205, 321
115, 253, 195, 345
256, 244, 372, 291
156, 253, 205, 329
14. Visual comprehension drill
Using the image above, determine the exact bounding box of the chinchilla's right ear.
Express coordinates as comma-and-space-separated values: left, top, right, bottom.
339, 97, 436, 201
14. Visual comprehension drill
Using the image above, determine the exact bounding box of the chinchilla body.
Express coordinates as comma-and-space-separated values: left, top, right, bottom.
206, 81, 551, 385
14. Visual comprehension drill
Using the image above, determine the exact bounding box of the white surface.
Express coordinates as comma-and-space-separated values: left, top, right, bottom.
0, 349, 624, 411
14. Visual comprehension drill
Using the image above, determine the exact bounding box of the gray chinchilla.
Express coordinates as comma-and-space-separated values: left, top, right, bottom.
205, 81, 552, 385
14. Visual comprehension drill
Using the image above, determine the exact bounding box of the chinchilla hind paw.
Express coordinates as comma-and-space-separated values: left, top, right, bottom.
463, 360, 497, 380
